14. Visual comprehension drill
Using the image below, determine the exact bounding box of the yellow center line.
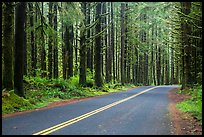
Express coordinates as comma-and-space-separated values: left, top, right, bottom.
33, 86, 157, 135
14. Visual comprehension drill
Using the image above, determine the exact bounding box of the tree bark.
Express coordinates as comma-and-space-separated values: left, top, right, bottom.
40, 2, 46, 77
3, 2, 14, 90
87, 3, 91, 72
79, 2, 87, 86
64, 25, 68, 79
67, 25, 74, 78
180, 2, 192, 89
14, 2, 27, 97
53, 3, 58, 79
111, 2, 115, 83
120, 3, 125, 85
48, 2, 53, 79
29, 3, 36, 76
94, 2, 103, 87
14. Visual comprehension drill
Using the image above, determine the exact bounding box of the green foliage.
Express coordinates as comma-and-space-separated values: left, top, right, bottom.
86, 69, 94, 87
67, 75, 79, 87
196, 72, 202, 84
23, 75, 50, 89
177, 85, 202, 123
58, 2, 84, 26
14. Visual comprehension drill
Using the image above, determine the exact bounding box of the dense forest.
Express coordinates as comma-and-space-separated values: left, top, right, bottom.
2, 2, 202, 118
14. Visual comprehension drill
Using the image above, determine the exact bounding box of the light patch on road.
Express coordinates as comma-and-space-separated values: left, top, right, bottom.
33, 86, 158, 135
155, 85, 180, 88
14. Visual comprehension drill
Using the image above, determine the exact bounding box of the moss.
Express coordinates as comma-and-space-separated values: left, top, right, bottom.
2, 91, 33, 114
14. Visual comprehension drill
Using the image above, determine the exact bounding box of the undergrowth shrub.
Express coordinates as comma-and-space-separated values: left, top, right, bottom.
68, 75, 79, 87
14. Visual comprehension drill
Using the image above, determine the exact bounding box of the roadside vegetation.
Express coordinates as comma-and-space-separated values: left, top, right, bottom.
177, 84, 202, 124
2, 74, 136, 114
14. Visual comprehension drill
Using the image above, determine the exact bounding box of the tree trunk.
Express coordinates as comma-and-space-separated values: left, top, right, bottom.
67, 25, 74, 78
48, 2, 53, 79
14, 2, 26, 97
40, 2, 46, 77
3, 2, 14, 90
161, 47, 165, 85
157, 45, 161, 85
61, 3, 66, 79
104, 2, 109, 83
64, 25, 68, 79
180, 2, 192, 89
34, 2, 38, 76
111, 2, 115, 83
23, 7, 27, 76
53, 3, 58, 79
151, 23, 154, 85
171, 47, 174, 84
29, 3, 36, 76
120, 3, 125, 85
79, 2, 87, 86
165, 43, 169, 85
94, 2, 103, 87
108, 2, 112, 83
86, 3, 91, 72
115, 7, 119, 82
74, 22, 78, 75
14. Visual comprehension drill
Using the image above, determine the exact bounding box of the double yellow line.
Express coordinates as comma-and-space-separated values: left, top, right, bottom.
33, 86, 157, 135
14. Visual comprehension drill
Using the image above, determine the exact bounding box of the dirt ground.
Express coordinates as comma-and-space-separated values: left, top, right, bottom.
2, 87, 202, 135
168, 88, 202, 135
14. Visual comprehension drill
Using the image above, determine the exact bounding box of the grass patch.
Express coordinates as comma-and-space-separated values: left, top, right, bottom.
2, 76, 137, 115
176, 84, 202, 124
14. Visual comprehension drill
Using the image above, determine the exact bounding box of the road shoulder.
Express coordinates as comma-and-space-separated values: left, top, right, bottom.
168, 88, 202, 135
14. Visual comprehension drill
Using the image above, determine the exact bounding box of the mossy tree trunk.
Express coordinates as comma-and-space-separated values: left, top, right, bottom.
40, 2, 46, 78
3, 2, 14, 91
53, 3, 58, 79
79, 2, 87, 86
48, 2, 53, 79
28, 3, 36, 76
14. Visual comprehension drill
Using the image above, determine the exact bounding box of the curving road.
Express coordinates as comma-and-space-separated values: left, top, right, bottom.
2, 86, 179, 135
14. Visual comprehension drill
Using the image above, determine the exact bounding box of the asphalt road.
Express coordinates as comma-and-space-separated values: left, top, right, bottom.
2, 85, 179, 135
